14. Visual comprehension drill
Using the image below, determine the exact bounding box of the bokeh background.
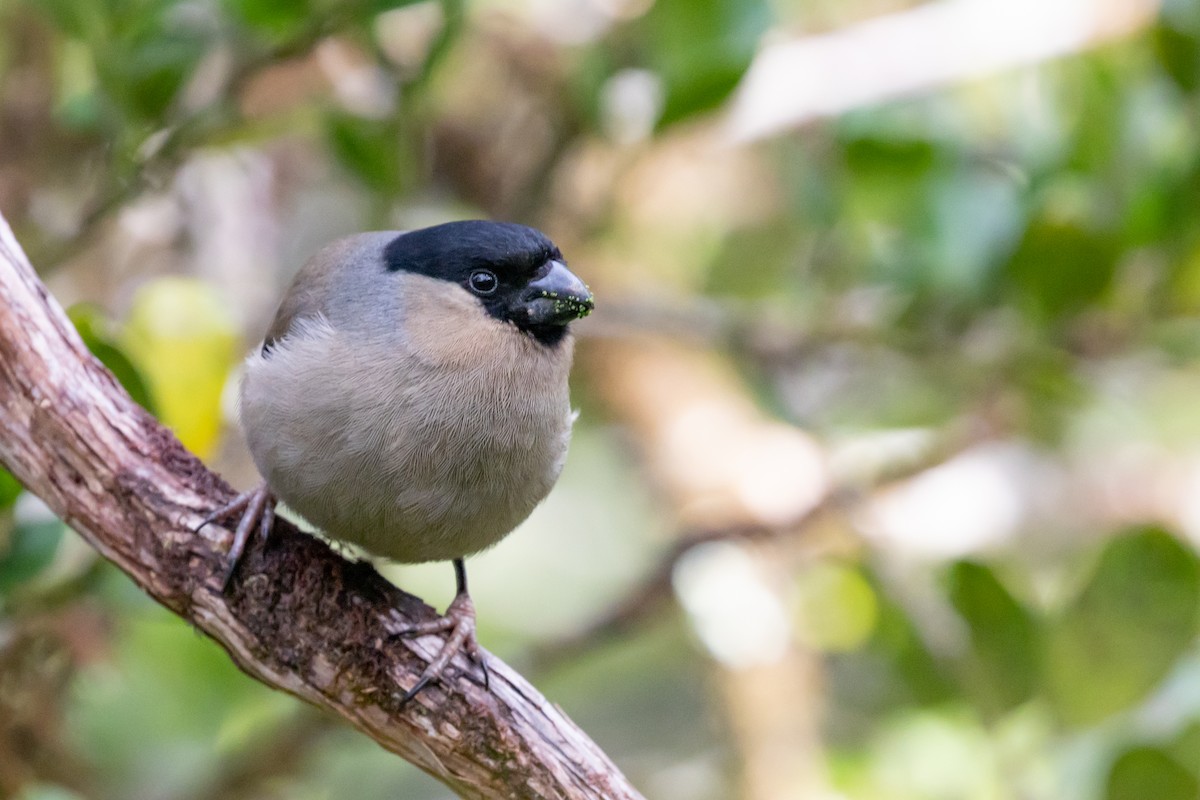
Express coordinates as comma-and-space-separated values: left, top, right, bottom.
2, 0, 1200, 797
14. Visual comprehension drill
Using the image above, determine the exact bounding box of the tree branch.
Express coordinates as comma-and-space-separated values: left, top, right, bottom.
0, 212, 643, 800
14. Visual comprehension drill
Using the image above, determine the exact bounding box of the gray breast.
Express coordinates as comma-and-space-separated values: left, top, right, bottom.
239, 309, 575, 564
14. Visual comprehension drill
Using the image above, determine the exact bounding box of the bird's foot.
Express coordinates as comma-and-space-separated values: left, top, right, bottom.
392, 592, 489, 704
194, 483, 277, 591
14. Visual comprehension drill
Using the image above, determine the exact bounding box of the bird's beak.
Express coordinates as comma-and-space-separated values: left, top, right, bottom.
522, 261, 594, 326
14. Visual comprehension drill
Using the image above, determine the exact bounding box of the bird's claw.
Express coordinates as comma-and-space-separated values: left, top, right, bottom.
195, 484, 276, 592
393, 592, 489, 705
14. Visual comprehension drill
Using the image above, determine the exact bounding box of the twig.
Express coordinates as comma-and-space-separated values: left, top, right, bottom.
534, 420, 996, 669
531, 499, 847, 670
0, 212, 643, 800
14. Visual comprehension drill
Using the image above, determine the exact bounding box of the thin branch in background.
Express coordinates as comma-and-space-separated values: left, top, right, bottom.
533, 418, 998, 670
580, 295, 932, 368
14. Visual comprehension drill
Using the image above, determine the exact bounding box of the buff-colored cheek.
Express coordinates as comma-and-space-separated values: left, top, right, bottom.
399, 275, 510, 366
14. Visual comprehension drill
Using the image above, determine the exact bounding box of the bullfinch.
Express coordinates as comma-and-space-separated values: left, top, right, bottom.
200, 220, 594, 702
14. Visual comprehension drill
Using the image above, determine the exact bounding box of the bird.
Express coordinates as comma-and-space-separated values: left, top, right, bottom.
198, 220, 594, 703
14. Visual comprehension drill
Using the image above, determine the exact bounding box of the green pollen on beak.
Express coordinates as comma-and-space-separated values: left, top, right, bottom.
537, 289, 593, 320
556, 298, 592, 319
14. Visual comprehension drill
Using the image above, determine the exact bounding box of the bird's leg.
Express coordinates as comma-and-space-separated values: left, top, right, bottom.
394, 558, 489, 704
194, 483, 277, 591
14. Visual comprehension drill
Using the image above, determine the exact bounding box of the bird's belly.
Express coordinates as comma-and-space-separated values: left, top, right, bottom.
284, 420, 565, 563
241, 341, 571, 564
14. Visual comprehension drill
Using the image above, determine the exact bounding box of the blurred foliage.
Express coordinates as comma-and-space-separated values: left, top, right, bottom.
791, 560, 878, 653
0, 519, 64, 597
633, 0, 769, 126
1105, 746, 1198, 800
0, 469, 20, 509
946, 561, 1039, 721
1046, 527, 1200, 726
67, 304, 156, 414
3, 0, 1200, 798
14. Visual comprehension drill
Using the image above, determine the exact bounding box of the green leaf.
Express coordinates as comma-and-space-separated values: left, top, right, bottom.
791, 561, 879, 653
862, 582, 956, 708
120, 34, 206, 120
843, 134, 939, 183
0, 519, 65, 594
835, 128, 945, 237
68, 304, 157, 415
947, 561, 1040, 721
56, 1, 209, 126
1001, 217, 1121, 324
1105, 747, 1198, 800
1154, 2, 1200, 92
636, 0, 771, 127
1046, 527, 1200, 726
222, 0, 314, 38
326, 112, 402, 193
0, 469, 20, 510
1168, 721, 1200, 778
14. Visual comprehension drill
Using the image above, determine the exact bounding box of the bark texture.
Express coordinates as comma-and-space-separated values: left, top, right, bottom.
0, 213, 642, 800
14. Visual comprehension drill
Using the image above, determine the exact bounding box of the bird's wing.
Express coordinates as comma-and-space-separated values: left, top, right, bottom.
262, 277, 329, 354
261, 232, 402, 354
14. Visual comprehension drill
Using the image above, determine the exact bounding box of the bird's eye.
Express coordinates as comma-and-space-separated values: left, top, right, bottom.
469, 269, 499, 295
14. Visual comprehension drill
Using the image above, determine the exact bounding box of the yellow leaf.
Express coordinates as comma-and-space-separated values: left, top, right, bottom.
791, 560, 879, 653
121, 277, 239, 459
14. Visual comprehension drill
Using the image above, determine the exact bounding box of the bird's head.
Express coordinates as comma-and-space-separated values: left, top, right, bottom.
383, 221, 593, 347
